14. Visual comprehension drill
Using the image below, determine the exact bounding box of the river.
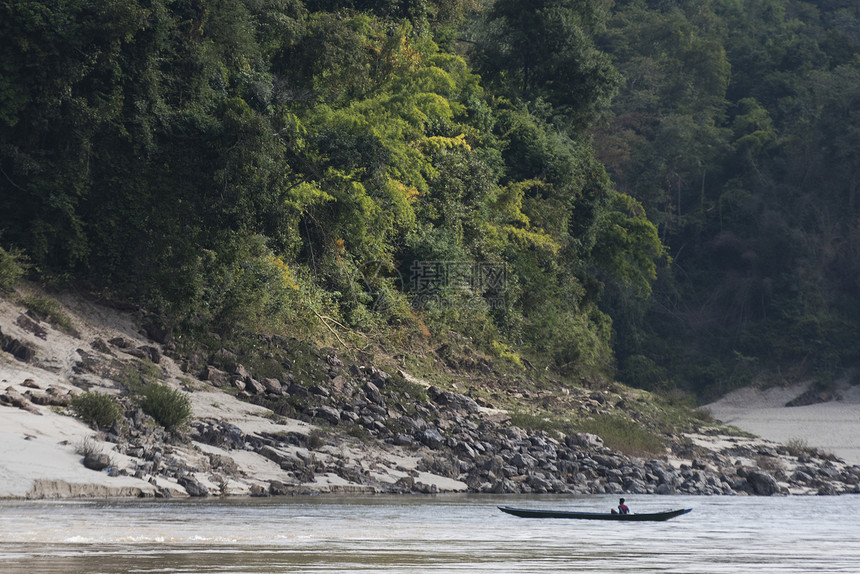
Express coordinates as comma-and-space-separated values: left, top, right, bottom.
1, 494, 857, 573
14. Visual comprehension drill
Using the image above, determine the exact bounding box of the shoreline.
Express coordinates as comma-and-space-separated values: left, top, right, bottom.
3, 293, 860, 501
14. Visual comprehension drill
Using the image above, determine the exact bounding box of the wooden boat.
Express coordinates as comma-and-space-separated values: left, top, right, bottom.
498, 506, 692, 521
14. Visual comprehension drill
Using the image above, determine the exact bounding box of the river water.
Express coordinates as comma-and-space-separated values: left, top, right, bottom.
0, 494, 857, 573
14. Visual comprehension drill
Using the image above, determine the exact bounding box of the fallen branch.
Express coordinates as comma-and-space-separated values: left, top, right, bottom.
313, 310, 355, 359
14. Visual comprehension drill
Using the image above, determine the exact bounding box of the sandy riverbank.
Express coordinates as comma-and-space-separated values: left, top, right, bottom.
706, 382, 860, 466
0, 292, 467, 499
3, 289, 859, 499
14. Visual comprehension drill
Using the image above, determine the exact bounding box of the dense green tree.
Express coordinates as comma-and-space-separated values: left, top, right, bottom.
473, 0, 619, 129
25, 0, 860, 397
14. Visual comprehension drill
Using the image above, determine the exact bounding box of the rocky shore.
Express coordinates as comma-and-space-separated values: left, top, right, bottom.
2, 292, 859, 500
187, 380, 860, 497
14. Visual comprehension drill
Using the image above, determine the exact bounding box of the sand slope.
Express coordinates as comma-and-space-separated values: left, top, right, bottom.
0, 291, 466, 499
706, 382, 860, 466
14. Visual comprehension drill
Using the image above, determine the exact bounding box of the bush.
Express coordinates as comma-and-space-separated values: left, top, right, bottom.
196, 234, 317, 338
71, 392, 123, 429
0, 244, 28, 292
308, 429, 328, 449
785, 437, 814, 457
137, 384, 193, 431
75, 435, 103, 457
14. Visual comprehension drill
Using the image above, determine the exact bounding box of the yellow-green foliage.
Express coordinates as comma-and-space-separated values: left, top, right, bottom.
482, 180, 561, 254
296, 33, 479, 269
492, 340, 524, 369
267, 255, 299, 291
198, 234, 320, 336
284, 180, 335, 213
419, 134, 471, 154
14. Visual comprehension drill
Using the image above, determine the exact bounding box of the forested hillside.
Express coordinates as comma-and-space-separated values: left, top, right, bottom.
1, 0, 857, 400
593, 0, 860, 397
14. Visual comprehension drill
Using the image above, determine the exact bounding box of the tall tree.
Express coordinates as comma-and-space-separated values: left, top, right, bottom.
474, 0, 619, 129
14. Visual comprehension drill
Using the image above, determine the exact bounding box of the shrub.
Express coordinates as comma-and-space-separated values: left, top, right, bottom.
492, 340, 525, 369
692, 407, 716, 424
785, 437, 814, 457
137, 384, 193, 431
196, 234, 319, 338
75, 435, 103, 457
308, 429, 328, 449
116, 360, 161, 392
71, 392, 123, 429
75, 435, 115, 469
0, 244, 28, 292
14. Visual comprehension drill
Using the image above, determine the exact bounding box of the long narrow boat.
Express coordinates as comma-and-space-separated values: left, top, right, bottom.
498, 506, 692, 521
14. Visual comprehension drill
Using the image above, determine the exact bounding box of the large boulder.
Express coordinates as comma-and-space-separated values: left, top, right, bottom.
746, 470, 780, 495
368, 367, 390, 386
178, 476, 209, 497
201, 365, 229, 387
428, 386, 479, 413
83, 452, 112, 471
17, 315, 47, 339
261, 378, 284, 395
233, 363, 252, 380
456, 441, 477, 460
245, 378, 266, 395
313, 406, 341, 425
655, 483, 676, 495
269, 480, 297, 496
286, 382, 309, 397
249, 484, 270, 497
258, 445, 290, 466
363, 382, 385, 406
510, 452, 538, 469
419, 428, 445, 449
623, 478, 650, 494
0, 328, 35, 363
792, 470, 814, 483
329, 375, 351, 395
528, 474, 552, 492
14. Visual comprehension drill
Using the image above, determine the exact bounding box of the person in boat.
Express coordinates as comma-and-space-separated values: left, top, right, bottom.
617, 498, 630, 515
